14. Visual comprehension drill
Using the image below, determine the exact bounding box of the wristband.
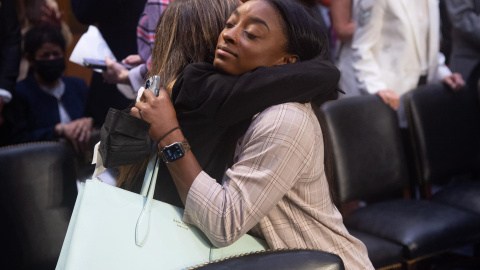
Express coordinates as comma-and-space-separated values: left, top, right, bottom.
156, 126, 181, 146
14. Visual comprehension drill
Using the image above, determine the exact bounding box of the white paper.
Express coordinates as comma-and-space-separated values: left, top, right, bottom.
69, 25, 117, 73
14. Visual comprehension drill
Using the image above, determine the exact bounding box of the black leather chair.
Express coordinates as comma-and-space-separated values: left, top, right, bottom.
191, 249, 344, 270
0, 142, 77, 270
405, 83, 480, 215
321, 95, 480, 267
347, 229, 403, 270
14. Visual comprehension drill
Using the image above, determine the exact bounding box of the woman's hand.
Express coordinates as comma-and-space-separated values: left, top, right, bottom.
377, 89, 400, 110
442, 73, 465, 91
130, 88, 180, 142
41, 3, 62, 28
132, 88, 201, 205
102, 56, 130, 84
61, 117, 93, 153
122, 54, 144, 67
132, 89, 202, 205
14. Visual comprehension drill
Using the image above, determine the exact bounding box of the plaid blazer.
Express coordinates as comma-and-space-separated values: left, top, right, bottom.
184, 103, 374, 270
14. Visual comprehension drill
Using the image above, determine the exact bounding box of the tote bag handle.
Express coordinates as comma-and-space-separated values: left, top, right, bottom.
135, 155, 160, 247
139, 155, 158, 197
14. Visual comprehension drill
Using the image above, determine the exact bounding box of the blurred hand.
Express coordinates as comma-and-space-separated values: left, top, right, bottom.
377, 89, 400, 110
40, 4, 62, 28
442, 73, 464, 91
102, 56, 130, 84
63, 117, 93, 153
130, 88, 178, 142
122, 54, 144, 66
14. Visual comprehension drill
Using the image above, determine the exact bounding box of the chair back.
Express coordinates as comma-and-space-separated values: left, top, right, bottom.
406, 84, 480, 185
321, 96, 409, 203
0, 141, 77, 269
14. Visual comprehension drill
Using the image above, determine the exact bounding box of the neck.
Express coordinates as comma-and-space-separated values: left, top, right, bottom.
34, 72, 61, 88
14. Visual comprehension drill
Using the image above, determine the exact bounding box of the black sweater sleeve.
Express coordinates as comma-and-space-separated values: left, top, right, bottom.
172, 57, 341, 127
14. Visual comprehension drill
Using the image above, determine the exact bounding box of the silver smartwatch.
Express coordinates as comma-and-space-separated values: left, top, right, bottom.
158, 139, 191, 163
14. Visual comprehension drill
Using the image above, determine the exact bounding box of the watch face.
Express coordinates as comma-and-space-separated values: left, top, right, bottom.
164, 143, 185, 163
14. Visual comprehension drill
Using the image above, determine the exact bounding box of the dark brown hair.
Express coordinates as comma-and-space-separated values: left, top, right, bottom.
24, 24, 66, 61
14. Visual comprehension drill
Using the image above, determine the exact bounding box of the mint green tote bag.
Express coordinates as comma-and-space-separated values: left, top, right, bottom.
56, 156, 268, 270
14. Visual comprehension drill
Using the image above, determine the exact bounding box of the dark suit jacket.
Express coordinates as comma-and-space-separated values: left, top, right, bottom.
71, 0, 147, 127
0, 0, 22, 92
446, 0, 480, 83
11, 74, 88, 143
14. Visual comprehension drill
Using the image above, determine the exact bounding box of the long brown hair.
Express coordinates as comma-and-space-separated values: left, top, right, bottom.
148, 0, 239, 91
117, 0, 238, 189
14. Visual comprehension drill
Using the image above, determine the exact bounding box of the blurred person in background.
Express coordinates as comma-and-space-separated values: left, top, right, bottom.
102, 0, 171, 93
316, 0, 334, 56
11, 25, 91, 153
331, 0, 360, 98
439, 0, 453, 66
0, 0, 22, 146
445, 0, 480, 88
351, 0, 464, 127
297, 0, 333, 52
16, 0, 73, 81
71, 0, 146, 128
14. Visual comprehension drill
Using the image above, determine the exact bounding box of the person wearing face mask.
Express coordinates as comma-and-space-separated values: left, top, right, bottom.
10, 25, 92, 153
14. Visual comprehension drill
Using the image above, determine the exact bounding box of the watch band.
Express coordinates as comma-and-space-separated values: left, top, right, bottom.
181, 138, 191, 153
158, 138, 190, 163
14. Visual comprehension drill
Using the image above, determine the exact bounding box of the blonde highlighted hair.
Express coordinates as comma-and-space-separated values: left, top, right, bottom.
148, 0, 238, 91
117, 0, 238, 189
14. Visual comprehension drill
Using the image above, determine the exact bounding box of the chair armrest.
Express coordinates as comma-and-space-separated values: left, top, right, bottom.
191, 248, 345, 270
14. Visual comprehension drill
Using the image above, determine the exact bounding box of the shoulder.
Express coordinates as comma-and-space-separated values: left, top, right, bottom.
183, 62, 218, 78
254, 103, 317, 127
249, 103, 320, 149
174, 62, 237, 104
15, 77, 37, 97
15, 79, 28, 93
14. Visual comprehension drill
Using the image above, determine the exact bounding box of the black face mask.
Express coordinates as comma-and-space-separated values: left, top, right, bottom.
99, 108, 154, 168
34, 58, 66, 83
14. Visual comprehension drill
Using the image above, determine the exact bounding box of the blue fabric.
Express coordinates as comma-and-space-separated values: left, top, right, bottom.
11, 74, 87, 143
